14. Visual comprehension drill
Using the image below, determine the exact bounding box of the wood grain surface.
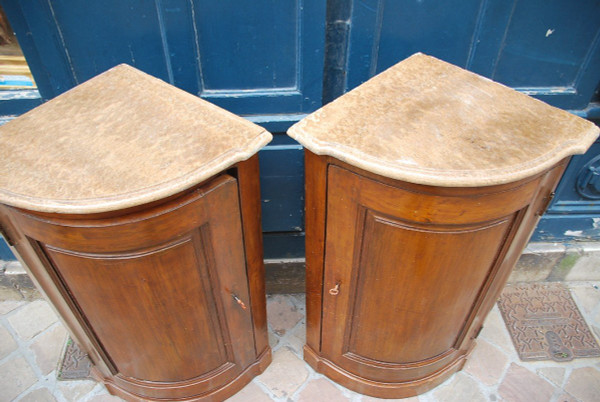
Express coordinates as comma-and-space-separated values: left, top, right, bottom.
303, 154, 568, 398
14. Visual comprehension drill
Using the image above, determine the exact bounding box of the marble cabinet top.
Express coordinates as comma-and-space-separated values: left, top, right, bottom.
288, 53, 599, 187
0, 65, 272, 213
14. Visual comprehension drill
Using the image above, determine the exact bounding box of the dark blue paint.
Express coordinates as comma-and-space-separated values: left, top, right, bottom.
48, 1, 171, 85
531, 134, 600, 242
376, 0, 481, 72
194, 1, 296, 90
322, 0, 352, 104
0, 238, 14, 260
204, 0, 320, 115
548, 140, 600, 214
263, 232, 305, 259
576, 103, 600, 119
532, 215, 600, 242
265, 134, 303, 147
2, 0, 600, 259
2, 0, 326, 116
345, 0, 600, 110
467, 0, 516, 77
492, 1, 598, 88
246, 114, 305, 133
0, 95, 43, 116
259, 138, 304, 232
347, 0, 484, 89
8, 0, 77, 95
486, 1, 600, 109
158, 0, 203, 94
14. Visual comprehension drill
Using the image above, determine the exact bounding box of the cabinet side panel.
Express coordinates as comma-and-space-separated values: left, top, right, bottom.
304, 151, 329, 352
346, 210, 511, 364
321, 165, 536, 383
44, 235, 229, 382
235, 156, 268, 356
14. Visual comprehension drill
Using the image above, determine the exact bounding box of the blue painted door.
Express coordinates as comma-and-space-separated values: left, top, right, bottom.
3, 0, 325, 115
532, 136, 600, 241
338, 0, 600, 110
1, 0, 324, 258
326, 0, 600, 243
1, 0, 600, 260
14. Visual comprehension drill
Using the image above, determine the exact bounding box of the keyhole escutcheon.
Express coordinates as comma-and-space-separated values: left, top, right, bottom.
329, 282, 340, 296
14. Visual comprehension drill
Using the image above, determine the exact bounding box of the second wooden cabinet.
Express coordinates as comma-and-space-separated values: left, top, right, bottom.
301, 152, 567, 397
289, 54, 599, 398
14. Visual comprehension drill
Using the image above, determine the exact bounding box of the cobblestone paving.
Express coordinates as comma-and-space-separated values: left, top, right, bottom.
1, 284, 599, 401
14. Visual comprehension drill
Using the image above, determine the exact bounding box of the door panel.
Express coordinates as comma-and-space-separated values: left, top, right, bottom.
23, 175, 256, 390
345, 210, 510, 364
490, 1, 599, 88
345, 0, 600, 110
45, 233, 230, 382
3, 0, 326, 115
194, 0, 296, 90
321, 166, 522, 382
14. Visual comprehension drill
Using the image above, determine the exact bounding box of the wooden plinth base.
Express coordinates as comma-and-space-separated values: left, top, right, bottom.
303, 346, 467, 399
93, 348, 272, 402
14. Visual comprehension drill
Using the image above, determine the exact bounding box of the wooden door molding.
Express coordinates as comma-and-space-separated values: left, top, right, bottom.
303, 153, 567, 398
1, 166, 271, 401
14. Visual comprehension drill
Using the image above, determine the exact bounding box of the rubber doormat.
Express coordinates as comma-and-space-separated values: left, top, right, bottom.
57, 337, 92, 380
497, 283, 600, 362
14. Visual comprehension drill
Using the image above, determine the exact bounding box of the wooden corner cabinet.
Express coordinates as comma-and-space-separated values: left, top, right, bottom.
288, 54, 599, 399
0, 65, 272, 401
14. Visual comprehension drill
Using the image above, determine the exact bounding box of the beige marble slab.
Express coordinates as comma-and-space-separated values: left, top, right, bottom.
0, 64, 272, 213
288, 53, 599, 187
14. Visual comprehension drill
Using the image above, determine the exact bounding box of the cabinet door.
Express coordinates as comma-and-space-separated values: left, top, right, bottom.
15, 175, 255, 392
321, 166, 532, 382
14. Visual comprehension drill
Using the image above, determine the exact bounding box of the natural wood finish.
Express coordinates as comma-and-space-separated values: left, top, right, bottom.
234, 155, 269, 356
303, 153, 568, 398
460, 160, 569, 351
0, 170, 271, 401
99, 348, 272, 402
304, 150, 328, 352
304, 344, 469, 399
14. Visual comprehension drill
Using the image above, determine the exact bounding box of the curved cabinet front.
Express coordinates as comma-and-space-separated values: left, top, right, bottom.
2, 174, 270, 401
304, 153, 567, 398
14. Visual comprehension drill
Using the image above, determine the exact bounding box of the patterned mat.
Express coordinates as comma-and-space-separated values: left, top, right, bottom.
57, 337, 92, 380
498, 283, 600, 362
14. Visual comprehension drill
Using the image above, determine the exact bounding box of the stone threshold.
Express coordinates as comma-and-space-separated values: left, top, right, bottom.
509, 242, 600, 283
1, 242, 599, 296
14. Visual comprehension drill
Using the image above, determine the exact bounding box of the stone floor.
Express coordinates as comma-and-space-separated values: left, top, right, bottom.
1, 284, 600, 402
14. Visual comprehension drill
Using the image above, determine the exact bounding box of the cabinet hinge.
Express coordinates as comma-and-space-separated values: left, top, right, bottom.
0, 224, 15, 246
536, 191, 555, 217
